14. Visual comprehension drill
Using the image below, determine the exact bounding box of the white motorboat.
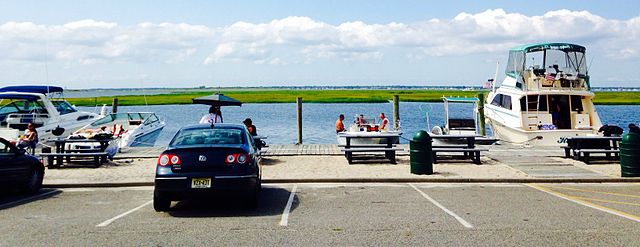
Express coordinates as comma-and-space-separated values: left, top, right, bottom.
76, 112, 165, 148
484, 43, 603, 146
430, 96, 497, 145
337, 115, 401, 145
0, 86, 103, 141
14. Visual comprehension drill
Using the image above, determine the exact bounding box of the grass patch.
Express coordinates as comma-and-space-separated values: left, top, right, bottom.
65, 89, 640, 106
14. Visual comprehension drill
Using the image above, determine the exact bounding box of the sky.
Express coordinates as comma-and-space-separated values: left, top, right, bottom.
0, 0, 639, 89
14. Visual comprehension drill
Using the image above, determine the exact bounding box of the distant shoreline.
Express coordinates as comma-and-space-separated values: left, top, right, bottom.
65, 89, 640, 106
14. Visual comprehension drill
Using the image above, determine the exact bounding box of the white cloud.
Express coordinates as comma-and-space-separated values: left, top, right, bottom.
1, 9, 639, 67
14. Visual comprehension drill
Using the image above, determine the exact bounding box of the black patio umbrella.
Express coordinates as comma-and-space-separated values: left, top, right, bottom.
192, 93, 242, 106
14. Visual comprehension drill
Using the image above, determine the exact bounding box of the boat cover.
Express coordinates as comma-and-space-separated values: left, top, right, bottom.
0, 85, 64, 94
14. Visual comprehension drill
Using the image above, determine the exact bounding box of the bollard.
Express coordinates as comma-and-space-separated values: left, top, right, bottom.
410, 130, 433, 175
112, 98, 118, 114
477, 93, 486, 136
296, 97, 302, 144
393, 95, 400, 130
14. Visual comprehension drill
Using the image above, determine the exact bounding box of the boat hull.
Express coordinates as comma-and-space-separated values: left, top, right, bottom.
487, 117, 596, 146
127, 126, 164, 147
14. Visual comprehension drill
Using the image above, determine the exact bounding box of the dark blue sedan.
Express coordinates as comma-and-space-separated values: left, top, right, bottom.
0, 137, 44, 194
153, 124, 261, 211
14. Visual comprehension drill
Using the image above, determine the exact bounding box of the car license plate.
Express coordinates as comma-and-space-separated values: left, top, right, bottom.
191, 178, 211, 188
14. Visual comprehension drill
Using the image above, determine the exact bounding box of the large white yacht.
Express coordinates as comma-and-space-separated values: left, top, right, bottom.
484, 43, 603, 146
0, 86, 103, 141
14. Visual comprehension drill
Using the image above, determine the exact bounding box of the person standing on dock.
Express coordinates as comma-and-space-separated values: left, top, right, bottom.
379, 113, 389, 131
199, 106, 223, 124
336, 114, 345, 133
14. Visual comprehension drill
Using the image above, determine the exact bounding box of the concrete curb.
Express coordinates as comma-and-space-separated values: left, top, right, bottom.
43, 177, 640, 188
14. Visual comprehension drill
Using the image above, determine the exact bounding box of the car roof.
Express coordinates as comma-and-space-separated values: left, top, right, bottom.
180, 123, 246, 131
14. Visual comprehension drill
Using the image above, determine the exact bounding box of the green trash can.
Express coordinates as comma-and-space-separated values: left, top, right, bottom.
620, 131, 640, 177
410, 130, 433, 175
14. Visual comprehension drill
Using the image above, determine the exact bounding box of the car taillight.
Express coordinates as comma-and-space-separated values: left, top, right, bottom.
237, 154, 248, 164
225, 153, 250, 165
158, 154, 181, 166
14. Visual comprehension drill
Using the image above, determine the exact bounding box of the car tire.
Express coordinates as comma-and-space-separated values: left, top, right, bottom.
153, 194, 171, 212
23, 167, 43, 194
245, 184, 260, 208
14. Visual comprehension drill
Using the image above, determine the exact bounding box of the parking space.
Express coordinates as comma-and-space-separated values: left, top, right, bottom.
0, 183, 639, 245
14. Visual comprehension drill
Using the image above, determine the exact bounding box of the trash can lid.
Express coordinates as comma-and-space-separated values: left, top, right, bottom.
413, 130, 430, 141
622, 131, 640, 144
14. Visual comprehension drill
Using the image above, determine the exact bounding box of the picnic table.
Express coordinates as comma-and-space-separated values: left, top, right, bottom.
430, 134, 488, 164
41, 138, 112, 168
562, 136, 622, 164
339, 132, 403, 164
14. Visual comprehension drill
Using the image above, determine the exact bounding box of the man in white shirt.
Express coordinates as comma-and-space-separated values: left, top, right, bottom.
199, 106, 223, 124
379, 112, 389, 131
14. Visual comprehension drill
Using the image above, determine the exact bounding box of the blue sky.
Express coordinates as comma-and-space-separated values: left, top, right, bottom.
1, 0, 639, 88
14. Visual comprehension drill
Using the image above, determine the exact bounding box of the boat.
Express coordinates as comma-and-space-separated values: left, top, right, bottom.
0, 86, 104, 142
484, 43, 603, 146
430, 96, 497, 145
74, 112, 165, 149
337, 115, 402, 145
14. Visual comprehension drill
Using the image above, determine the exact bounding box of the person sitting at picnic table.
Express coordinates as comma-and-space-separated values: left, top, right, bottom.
356, 114, 367, 126
199, 106, 223, 124
335, 114, 345, 133
17, 123, 38, 150
243, 118, 257, 136
379, 113, 390, 131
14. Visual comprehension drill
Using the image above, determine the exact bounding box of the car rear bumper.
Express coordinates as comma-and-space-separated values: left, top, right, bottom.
154, 175, 259, 200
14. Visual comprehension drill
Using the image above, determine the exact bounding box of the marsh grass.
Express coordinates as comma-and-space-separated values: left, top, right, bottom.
65, 89, 640, 106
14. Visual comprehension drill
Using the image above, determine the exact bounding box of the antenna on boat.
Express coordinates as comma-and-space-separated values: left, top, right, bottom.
492, 61, 500, 92
140, 79, 148, 106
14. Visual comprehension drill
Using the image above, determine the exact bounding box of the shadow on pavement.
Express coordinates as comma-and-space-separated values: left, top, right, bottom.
260, 157, 283, 166
0, 189, 61, 211
167, 186, 298, 218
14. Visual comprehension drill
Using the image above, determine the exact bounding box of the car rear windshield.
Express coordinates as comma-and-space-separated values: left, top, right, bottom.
170, 128, 245, 147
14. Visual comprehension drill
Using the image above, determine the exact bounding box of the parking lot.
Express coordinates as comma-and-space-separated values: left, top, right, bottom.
1, 183, 639, 246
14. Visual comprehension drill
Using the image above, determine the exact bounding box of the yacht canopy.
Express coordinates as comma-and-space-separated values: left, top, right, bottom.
0, 86, 64, 95
509, 43, 586, 53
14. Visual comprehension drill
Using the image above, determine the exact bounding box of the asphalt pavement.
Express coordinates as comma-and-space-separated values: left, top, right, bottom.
1, 183, 639, 246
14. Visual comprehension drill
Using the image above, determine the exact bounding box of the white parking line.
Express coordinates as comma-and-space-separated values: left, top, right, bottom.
279, 184, 298, 227
96, 200, 152, 227
408, 183, 473, 228
0, 190, 59, 209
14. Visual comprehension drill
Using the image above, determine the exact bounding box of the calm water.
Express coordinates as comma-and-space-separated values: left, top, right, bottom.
79, 103, 640, 146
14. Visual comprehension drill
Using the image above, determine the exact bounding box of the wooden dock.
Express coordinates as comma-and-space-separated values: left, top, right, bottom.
113, 144, 410, 158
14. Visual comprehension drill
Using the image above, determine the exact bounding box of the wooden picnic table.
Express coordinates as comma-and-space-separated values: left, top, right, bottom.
42, 138, 112, 168
563, 136, 622, 164
430, 134, 487, 164
339, 132, 403, 164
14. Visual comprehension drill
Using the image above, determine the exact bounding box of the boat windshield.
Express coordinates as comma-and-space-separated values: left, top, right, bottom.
507, 45, 587, 78
90, 113, 154, 127
51, 100, 77, 115
170, 128, 245, 146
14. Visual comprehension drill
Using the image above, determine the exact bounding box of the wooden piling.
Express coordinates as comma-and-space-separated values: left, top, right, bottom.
112, 98, 118, 114
477, 93, 486, 136
296, 97, 303, 144
392, 95, 400, 130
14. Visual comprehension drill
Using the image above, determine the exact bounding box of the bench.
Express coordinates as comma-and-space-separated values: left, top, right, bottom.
431, 148, 488, 164
574, 149, 620, 164
340, 147, 405, 164
40, 152, 109, 168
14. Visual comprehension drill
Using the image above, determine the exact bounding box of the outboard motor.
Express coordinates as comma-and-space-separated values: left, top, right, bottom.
52, 126, 65, 136
630, 124, 640, 134
599, 124, 624, 137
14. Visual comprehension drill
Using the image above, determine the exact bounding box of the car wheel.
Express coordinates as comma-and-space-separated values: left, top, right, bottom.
23, 167, 43, 194
245, 184, 260, 208
153, 194, 171, 212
